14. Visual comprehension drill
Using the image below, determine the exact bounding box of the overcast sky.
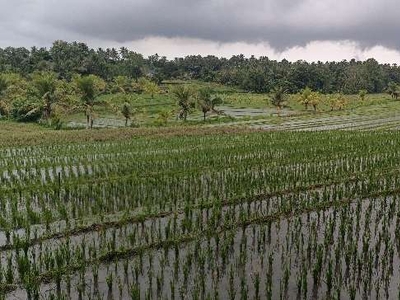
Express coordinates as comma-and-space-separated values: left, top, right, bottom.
1, 0, 399, 63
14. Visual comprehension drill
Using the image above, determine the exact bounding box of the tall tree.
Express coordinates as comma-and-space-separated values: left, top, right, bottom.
387, 82, 399, 99
269, 86, 287, 115
308, 91, 322, 111
31, 71, 63, 120
0, 75, 8, 116
297, 87, 313, 110
140, 79, 159, 98
120, 49, 144, 81
326, 93, 347, 111
358, 89, 367, 101
197, 87, 223, 121
121, 102, 133, 126
172, 85, 193, 121
112, 76, 131, 94
73, 75, 106, 128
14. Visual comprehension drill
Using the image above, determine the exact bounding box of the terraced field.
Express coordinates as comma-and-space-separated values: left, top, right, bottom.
250, 113, 400, 131
0, 128, 400, 299
215, 101, 400, 131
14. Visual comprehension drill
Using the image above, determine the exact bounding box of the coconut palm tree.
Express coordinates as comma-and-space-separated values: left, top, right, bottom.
297, 87, 312, 110
31, 71, 61, 120
270, 86, 287, 115
387, 82, 399, 99
112, 76, 131, 94
156, 110, 173, 126
74, 75, 106, 128
358, 89, 367, 101
0, 75, 8, 117
327, 93, 347, 111
143, 80, 160, 99
5, 73, 65, 123
197, 88, 223, 121
171, 85, 193, 121
309, 91, 321, 112
0, 76, 6, 95
0, 73, 30, 118
335, 93, 347, 110
121, 102, 132, 126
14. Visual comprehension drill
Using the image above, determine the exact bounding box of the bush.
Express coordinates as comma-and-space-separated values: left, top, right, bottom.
10, 97, 42, 122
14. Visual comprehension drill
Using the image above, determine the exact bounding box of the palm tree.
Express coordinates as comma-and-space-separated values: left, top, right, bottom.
0, 73, 29, 118
143, 81, 160, 99
121, 102, 132, 126
0, 76, 8, 117
387, 82, 399, 99
172, 85, 193, 121
309, 91, 321, 112
156, 110, 173, 126
4, 73, 66, 123
358, 89, 367, 101
0, 76, 6, 95
297, 87, 312, 110
336, 94, 347, 110
197, 88, 223, 121
74, 75, 105, 128
113, 76, 131, 94
270, 86, 287, 115
31, 72, 60, 120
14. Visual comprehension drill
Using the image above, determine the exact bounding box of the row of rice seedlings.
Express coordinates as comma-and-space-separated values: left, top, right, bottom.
2, 170, 400, 296
15, 192, 400, 299
2, 130, 400, 297
1, 138, 399, 238
0, 153, 396, 254
1, 129, 399, 183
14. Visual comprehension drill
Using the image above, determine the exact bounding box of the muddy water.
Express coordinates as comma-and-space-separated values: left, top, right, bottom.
0, 182, 343, 266
7, 194, 400, 299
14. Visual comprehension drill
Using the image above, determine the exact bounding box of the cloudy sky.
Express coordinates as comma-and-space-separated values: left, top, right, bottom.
1, 0, 400, 63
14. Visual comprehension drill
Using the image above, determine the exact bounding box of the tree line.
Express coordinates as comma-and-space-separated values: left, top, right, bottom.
1, 40, 400, 94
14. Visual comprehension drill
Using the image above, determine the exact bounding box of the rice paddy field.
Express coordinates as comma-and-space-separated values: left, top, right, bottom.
1, 123, 400, 299
61, 89, 400, 132
231, 95, 400, 132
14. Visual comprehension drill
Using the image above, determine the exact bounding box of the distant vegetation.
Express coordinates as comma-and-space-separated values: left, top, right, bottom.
0, 40, 400, 127
2, 40, 400, 94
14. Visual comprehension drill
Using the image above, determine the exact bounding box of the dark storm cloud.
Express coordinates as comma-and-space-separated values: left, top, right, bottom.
0, 0, 399, 50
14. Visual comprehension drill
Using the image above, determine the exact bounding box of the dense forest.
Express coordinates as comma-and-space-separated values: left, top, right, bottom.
1, 40, 400, 94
